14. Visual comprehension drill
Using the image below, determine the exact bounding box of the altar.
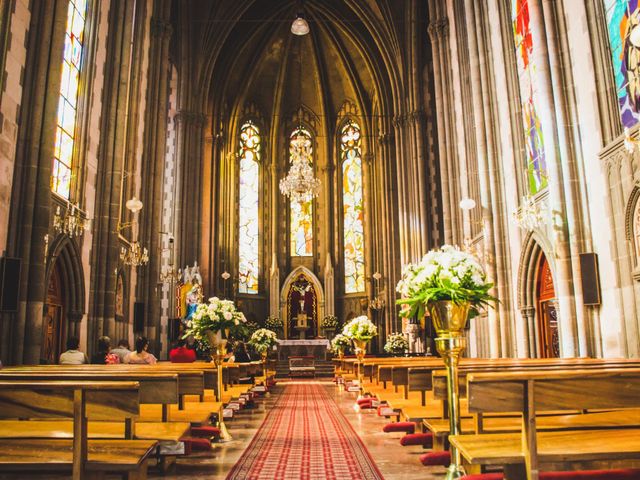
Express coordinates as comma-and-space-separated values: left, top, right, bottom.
276, 339, 330, 361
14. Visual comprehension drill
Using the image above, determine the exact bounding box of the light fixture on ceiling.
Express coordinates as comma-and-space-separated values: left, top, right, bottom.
279, 131, 321, 203
631, 24, 640, 48
291, 13, 309, 35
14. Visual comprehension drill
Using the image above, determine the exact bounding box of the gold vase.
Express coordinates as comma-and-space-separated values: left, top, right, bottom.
205, 329, 232, 441
427, 300, 470, 480
353, 339, 368, 389
261, 350, 268, 379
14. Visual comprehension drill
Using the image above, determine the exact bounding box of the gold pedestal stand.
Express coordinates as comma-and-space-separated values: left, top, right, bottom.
353, 339, 368, 391
260, 351, 271, 397
206, 330, 232, 442
428, 300, 470, 480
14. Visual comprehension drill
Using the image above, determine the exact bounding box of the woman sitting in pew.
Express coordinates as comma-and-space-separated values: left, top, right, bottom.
60, 336, 89, 364
91, 336, 120, 364
125, 337, 158, 364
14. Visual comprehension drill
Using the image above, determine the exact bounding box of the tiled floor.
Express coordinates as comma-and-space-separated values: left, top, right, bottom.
149, 380, 446, 479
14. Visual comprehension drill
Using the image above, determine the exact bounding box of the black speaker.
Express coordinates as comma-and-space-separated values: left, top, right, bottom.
580, 253, 601, 306
133, 302, 145, 332
0, 257, 21, 312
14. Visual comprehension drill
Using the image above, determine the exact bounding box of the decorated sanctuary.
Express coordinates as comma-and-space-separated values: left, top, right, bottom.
2, 0, 640, 479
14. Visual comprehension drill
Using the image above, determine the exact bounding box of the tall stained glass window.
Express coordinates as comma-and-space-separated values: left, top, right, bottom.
52, 0, 88, 199
238, 121, 260, 294
604, 0, 640, 128
341, 120, 365, 294
511, 0, 548, 195
289, 127, 314, 257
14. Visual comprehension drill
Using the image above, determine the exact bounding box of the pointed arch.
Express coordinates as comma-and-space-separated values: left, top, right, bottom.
280, 266, 325, 337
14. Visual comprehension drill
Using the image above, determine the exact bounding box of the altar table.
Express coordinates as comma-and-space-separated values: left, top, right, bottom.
276, 339, 331, 361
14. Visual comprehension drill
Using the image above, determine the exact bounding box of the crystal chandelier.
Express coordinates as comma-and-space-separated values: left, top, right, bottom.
120, 241, 149, 267
53, 203, 88, 238
512, 195, 546, 231
279, 132, 321, 203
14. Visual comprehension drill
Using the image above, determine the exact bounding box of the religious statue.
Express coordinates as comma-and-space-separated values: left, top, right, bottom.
180, 262, 204, 321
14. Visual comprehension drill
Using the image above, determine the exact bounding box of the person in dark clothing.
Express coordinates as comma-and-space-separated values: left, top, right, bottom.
91, 336, 119, 364
233, 342, 251, 363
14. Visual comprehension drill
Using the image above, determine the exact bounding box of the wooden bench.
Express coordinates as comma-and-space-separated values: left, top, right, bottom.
449, 368, 640, 479
0, 380, 156, 479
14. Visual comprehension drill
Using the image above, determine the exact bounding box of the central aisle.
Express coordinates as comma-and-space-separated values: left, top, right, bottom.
226, 382, 385, 480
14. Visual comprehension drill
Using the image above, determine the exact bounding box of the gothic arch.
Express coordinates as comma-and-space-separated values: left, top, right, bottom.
46, 235, 86, 336
279, 266, 325, 336
517, 232, 556, 356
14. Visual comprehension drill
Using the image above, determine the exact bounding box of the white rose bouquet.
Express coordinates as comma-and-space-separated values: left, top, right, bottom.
384, 332, 409, 355
183, 296, 246, 343
330, 334, 352, 354
249, 328, 278, 354
342, 315, 377, 341
396, 245, 497, 319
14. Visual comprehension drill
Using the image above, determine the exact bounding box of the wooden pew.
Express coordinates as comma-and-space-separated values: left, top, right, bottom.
449, 368, 640, 479
0, 380, 156, 480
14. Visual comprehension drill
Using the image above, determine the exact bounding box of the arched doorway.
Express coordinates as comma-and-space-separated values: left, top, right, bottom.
42, 262, 65, 364
280, 266, 325, 339
536, 254, 559, 358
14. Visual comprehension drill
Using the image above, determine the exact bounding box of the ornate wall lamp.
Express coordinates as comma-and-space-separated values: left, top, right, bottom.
369, 272, 386, 311
117, 196, 149, 267
53, 201, 90, 238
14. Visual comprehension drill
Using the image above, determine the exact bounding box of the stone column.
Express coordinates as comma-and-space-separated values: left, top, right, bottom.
7, 0, 67, 363
527, 0, 578, 356
136, 1, 172, 353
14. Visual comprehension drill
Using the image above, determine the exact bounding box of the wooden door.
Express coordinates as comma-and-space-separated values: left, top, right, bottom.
42, 265, 65, 364
536, 255, 559, 358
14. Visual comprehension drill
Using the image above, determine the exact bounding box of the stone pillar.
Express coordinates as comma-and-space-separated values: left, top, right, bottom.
324, 254, 334, 316
527, 0, 578, 356
270, 253, 280, 317
136, 1, 172, 354
6, 0, 67, 363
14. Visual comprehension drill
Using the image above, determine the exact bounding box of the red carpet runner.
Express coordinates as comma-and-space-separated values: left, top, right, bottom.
226, 382, 385, 480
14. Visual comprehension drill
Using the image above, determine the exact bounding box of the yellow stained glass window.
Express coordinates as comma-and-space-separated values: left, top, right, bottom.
52, 0, 88, 199
341, 120, 365, 293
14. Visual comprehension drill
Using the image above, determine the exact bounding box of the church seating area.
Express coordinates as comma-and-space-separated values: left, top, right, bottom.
334, 356, 640, 479
0, 360, 275, 479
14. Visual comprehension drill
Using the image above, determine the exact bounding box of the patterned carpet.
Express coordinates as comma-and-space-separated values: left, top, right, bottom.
226, 382, 385, 480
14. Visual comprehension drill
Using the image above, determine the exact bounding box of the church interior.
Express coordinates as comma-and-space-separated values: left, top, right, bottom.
1, 0, 640, 478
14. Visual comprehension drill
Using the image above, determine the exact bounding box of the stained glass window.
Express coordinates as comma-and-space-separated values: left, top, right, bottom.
289, 127, 314, 257
341, 120, 365, 294
604, 0, 640, 128
52, 0, 88, 199
511, 0, 548, 195
238, 121, 260, 294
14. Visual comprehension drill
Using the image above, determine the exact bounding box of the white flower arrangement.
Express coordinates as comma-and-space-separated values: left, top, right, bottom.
249, 328, 278, 353
330, 333, 352, 354
342, 315, 377, 341
265, 316, 283, 331
384, 332, 409, 355
396, 245, 497, 319
183, 297, 246, 343
321, 315, 339, 329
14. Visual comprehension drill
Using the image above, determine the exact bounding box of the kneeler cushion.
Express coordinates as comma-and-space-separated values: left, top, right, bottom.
462, 469, 640, 480
400, 432, 433, 448
383, 422, 416, 434
191, 426, 221, 439
419, 450, 450, 467
357, 397, 377, 406
181, 437, 212, 454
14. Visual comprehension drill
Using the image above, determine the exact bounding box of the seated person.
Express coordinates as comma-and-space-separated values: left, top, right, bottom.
91, 336, 120, 364
169, 339, 196, 363
125, 336, 158, 364
233, 342, 251, 363
111, 339, 131, 363
59, 336, 88, 364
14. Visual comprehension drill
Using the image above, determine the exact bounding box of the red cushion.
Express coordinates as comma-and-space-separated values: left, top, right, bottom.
357, 397, 376, 406
383, 422, 416, 434
419, 450, 450, 467
462, 470, 640, 480
190, 426, 221, 438
181, 437, 212, 454
400, 432, 433, 448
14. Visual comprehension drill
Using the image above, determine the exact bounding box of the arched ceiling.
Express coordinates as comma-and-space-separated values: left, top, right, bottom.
173, 0, 418, 129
